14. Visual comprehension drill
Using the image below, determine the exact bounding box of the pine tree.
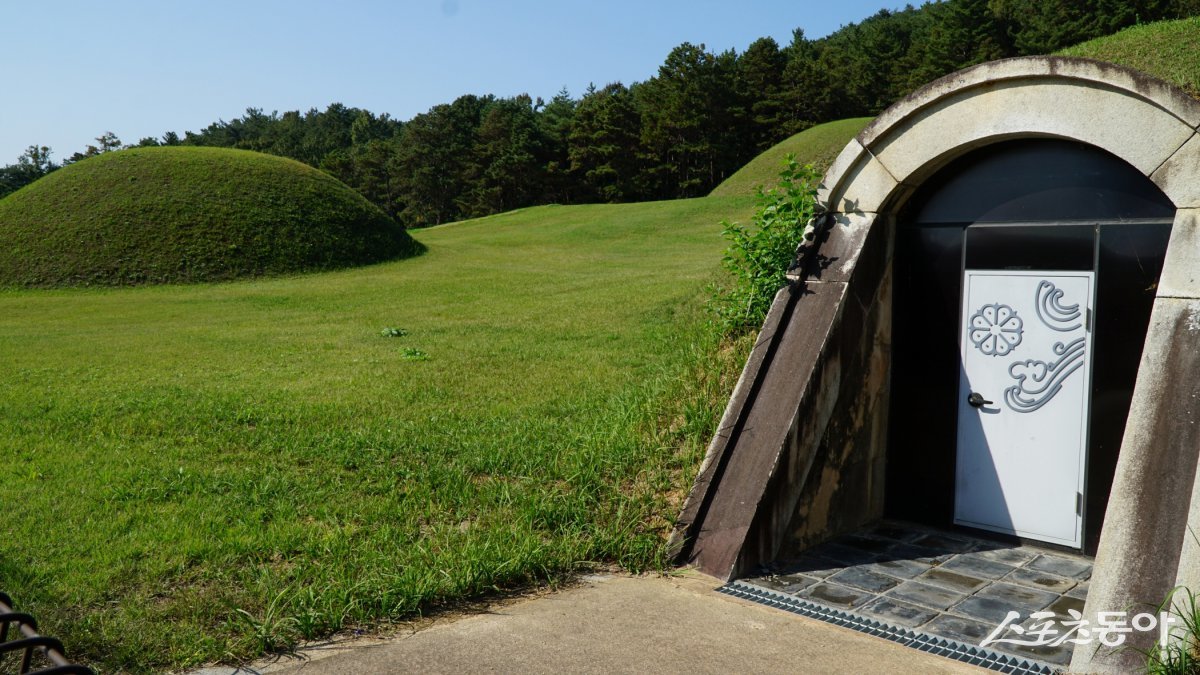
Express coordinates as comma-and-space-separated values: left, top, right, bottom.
568, 83, 642, 203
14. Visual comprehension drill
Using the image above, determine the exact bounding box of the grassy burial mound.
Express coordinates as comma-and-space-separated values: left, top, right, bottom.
1057, 17, 1200, 98
710, 117, 873, 197
0, 146, 421, 287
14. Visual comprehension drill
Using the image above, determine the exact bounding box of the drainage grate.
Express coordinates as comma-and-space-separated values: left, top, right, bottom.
719, 581, 1058, 675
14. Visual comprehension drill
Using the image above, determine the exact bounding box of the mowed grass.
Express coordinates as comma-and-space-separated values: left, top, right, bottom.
1057, 17, 1200, 98
0, 195, 754, 672
710, 117, 873, 197
0, 147, 420, 287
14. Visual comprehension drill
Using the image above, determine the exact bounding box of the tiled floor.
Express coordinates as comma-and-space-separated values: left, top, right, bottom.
742, 521, 1092, 667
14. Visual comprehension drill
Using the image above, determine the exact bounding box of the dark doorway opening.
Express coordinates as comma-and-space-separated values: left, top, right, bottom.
885, 139, 1174, 555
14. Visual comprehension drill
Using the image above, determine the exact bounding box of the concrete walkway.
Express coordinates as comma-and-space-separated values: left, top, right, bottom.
198, 573, 984, 675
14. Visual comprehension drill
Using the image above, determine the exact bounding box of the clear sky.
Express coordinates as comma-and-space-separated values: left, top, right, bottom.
1, 0, 902, 163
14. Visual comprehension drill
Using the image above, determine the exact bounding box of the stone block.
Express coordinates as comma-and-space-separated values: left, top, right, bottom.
871, 79, 1195, 183
817, 139, 898, 214
1156, 209, 1200, 298
1153, 136, 1200, 209
1074, 297, 1200, 672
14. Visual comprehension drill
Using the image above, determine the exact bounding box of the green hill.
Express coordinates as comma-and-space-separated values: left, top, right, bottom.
710, 117, 873, 197
1057, 17, 1200, 98
0, 146, 421, 287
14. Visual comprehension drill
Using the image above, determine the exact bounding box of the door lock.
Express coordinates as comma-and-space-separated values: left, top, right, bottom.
967, 392, 993, 408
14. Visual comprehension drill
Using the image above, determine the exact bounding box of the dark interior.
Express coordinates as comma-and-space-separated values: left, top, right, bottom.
885, 138, 1174, 555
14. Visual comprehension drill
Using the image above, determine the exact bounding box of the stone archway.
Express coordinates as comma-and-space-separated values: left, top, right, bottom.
673, 56, 1200, 673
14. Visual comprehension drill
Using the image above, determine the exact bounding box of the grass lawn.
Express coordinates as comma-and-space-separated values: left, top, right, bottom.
0, 195, 754, 672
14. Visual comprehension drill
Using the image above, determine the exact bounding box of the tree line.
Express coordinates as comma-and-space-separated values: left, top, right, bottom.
4, 0, 1197, 226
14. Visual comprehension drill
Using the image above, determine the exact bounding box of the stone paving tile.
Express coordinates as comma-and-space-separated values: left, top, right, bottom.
974, 546, 1039, 566
975, 582, 1060, 611
858, 596, 938, 628
886, 580, 968, 611
844, 533, 900, 552
1066, 581, 1090, 600
915, 568, 988, 594
1026, 553, 1092, 579
808, 542, 880, 567
951, 595, 1024, 625
910, 532, 977, 553
1003, 567, 1077, 593
938, 555, 1017, 580
753, 573, 818, 594
798, 582, 872, 609
1047, 594, 1086, 617
864, 558, 933, 580
922, 614, 996, 644
828, 566, 903, 594
884, 543, 956, 565
740, 521, 1094, 670
775, 555, 840, 578
869, 522, 925, 543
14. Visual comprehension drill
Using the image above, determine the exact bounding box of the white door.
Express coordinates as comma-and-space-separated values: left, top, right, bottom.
954, 270, 1094, 548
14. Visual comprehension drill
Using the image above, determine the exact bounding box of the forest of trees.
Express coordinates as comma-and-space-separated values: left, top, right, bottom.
4, 0, 1198, 226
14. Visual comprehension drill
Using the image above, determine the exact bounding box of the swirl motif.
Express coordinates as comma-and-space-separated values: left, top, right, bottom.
1004, 338, 1086, 413
1035, 280, 1082, 332
968, 303, 1024, 357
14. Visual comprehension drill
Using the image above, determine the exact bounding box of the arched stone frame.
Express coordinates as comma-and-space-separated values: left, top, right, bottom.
672, 57, 1200, 673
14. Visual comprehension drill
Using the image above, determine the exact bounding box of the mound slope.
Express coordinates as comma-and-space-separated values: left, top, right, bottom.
710, 117, 873, 197
1057, 17, 1200, 98
0, 146, 421, 287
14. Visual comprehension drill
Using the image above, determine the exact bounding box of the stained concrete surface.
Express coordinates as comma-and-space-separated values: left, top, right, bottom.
193, 573, 984, 675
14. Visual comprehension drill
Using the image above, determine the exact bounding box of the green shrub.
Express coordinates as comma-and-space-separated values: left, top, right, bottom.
712, 155, 821, 333
1143, 586, 1200, 674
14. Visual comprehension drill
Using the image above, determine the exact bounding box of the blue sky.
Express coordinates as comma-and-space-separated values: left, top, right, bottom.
1, 1, 902, 163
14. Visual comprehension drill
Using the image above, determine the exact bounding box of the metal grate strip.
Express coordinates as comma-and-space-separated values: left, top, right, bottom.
719, 581, 1058, 675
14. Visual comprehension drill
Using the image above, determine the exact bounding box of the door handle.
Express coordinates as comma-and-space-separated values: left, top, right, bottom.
967, 392, 993, 408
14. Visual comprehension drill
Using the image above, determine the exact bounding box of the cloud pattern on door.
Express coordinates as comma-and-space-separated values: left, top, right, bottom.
967, 280, 1087, 413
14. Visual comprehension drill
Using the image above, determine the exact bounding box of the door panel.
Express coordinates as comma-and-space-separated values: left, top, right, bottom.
954, 270, 1094, 547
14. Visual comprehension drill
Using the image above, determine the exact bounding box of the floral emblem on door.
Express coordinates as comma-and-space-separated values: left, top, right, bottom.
969, 303, 1024, 357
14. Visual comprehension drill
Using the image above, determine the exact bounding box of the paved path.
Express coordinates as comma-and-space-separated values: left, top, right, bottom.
197, 573, 984, 674
743, 520, 1092, 667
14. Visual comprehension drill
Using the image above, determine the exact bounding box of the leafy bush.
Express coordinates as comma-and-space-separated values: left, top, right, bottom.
712, 154, 821, 333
